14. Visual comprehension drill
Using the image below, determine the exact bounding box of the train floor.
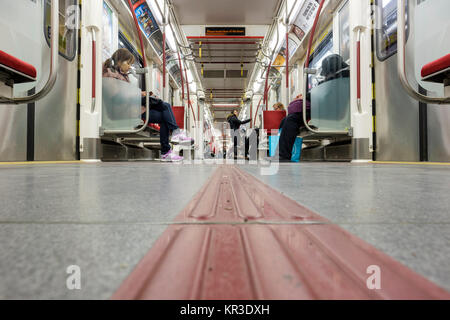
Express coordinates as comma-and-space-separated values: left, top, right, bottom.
0, 161, 449, 299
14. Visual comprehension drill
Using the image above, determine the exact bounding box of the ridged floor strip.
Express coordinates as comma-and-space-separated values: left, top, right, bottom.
112, 166, 450, 300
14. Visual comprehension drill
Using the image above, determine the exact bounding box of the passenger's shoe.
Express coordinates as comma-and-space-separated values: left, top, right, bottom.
160, 150, 183, 162
171, 129, 195, 145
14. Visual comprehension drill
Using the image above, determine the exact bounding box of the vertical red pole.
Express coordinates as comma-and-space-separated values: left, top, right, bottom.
250, 101, 253, 128
264, 61, 271, 110
163, 32, 166, 92
92, 40, 96, 100
253, 98, 262, 128
357, 40, 361, 102
177, 52, 185, 100
126, 0, 147, 68
286, 32, 289, 94
305, 0, 326, 68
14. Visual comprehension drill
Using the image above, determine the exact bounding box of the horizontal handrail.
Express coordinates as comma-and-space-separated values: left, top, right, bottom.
0, 0, 59, 105
397, 0, 450, 105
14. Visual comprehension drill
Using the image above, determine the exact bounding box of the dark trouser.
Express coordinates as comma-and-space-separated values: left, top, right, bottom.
232, 129, 257, 159
278, 112, 302, 160
246, 129, 258, 160
279, 117, 286, 130
232, 130, 242, 159
143, 101, 179, 154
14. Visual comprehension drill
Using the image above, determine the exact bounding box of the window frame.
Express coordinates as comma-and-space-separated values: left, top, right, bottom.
307, 31, 334, 92
336, 0, 350, 64
43, 0, 78, 62
375, 0, 410, 62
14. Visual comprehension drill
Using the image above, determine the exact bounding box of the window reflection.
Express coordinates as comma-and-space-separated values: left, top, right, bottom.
307, 32, 334, 91
376, 0, 409, 61
44, 0, 77, 61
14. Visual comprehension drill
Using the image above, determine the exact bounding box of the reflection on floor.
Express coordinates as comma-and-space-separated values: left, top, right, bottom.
240, 162, 450, 292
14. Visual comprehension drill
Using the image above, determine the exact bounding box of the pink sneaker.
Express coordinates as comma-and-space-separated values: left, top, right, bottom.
171, 130, 195, 144
160, 150, 183, 162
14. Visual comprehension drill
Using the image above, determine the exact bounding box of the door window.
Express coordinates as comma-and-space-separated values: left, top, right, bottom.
44, 0, 78, 61
375, 0, 409, 61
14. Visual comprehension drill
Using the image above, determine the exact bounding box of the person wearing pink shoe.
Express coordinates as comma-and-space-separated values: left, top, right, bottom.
160, 149, 183, 162
102, 48, 194, 162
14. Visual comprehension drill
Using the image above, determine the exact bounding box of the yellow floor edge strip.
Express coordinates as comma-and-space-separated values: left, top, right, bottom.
0, 161, 84, 165
371, 161, 450, 166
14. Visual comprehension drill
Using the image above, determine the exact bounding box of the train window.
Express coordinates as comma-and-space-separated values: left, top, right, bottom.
118, 32, 144, 89
168, 85, 173, 106
308, 32, 334, 91
338, 1, 350, 62
375, 0, 409, 61
44, 0, 78, 61
103, 1, 115, 62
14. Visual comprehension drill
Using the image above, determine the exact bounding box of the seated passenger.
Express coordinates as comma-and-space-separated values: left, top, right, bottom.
102, 48, 193, 162
272, 102, 285, 112
268, 94, 311, 162
319, 54, 349, 84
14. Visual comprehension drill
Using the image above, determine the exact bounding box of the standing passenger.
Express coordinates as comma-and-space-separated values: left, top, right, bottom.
227, 109, 251, 160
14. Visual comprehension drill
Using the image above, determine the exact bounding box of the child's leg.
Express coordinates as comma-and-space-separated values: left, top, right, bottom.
149, 109, 171, 154
150, 101, 179, 132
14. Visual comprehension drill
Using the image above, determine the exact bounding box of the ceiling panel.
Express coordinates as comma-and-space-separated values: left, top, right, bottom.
189, 37, 261, 112
171, 0, 280, 25
171, 0, 279, 121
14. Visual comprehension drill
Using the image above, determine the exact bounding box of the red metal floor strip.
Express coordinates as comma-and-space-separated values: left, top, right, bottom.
112, 166, 450, 300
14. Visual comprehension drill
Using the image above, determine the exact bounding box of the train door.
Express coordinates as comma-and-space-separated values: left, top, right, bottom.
413, 0, 450, 162
374, 0, 421, 161
0, 0, 79, 161
35, 0, 79, 160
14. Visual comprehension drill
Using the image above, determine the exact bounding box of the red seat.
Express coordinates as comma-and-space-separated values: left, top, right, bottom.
148, 123, 160, 131
0, 50, 37, 84
263, 110, 286, 135
421, 54, 450, 83
172, 106, 185, 129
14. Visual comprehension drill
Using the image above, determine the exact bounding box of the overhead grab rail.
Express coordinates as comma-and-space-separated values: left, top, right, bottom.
302, 0, 349, 135
0, 0, 59, 105
397, 0, 450, 105
102, 0, 150, 135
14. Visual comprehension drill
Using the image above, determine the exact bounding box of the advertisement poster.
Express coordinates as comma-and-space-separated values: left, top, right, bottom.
135, 2, 160, 38
102, 1, 114, 61
273, 37, 299, 71
292, 0, 320, 42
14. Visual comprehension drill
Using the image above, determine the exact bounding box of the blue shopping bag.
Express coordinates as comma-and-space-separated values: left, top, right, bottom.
269, 130, 303, 162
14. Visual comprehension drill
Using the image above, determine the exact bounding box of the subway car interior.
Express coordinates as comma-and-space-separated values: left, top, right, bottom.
0, 0, 450, 301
